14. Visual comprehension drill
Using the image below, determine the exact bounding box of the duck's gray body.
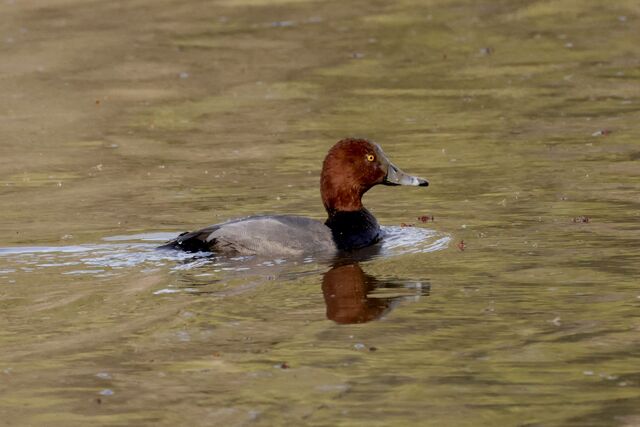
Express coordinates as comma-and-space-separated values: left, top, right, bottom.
159, 215, 337, 256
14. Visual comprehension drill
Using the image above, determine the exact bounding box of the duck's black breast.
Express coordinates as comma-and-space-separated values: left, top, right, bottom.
325, 209, 382, 251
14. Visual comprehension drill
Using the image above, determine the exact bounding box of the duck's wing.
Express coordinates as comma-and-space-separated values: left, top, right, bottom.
158, 215, 336, 256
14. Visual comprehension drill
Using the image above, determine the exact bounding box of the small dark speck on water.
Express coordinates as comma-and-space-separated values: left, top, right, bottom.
457, 240, 466, 251
418, 215, 434, 223
572, 216, 590, 223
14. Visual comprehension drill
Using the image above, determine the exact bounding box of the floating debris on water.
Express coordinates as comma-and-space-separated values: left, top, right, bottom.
572, 216, 590, 223
418, 215, 434, 223
274, 362, 290, 369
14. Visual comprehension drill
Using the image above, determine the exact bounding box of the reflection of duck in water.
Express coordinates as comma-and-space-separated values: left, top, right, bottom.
322, 261, 430, 324
168, 247, 431, 323
165, 229, 432, 323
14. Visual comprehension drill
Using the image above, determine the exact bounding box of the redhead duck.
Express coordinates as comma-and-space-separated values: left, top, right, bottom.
159, 138, 428, 255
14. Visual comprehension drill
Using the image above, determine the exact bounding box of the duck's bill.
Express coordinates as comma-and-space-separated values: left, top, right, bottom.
383, 163, 429, 187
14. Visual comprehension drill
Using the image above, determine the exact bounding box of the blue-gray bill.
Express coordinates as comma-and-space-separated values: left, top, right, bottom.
383, 163, 429, 187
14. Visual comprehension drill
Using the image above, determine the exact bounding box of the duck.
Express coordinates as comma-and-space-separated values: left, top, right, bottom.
158, 138, 428, 255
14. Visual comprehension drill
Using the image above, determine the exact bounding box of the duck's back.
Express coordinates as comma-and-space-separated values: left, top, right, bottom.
159, 215, 336, 256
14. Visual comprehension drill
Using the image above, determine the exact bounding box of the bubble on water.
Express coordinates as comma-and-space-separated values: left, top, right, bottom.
154, 288, 181, 295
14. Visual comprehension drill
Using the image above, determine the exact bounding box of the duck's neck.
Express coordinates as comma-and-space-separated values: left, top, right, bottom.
321, 170, 381, 250
321, 185, 364, 212
325, 208, 381, 251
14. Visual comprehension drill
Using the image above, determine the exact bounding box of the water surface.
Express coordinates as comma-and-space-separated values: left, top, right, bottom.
1, 0, 640, 425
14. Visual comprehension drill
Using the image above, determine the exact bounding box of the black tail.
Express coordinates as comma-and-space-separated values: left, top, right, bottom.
157, 230, 215, 253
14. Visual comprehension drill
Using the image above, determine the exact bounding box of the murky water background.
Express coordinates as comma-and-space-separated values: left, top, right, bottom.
1, 0, 640, 425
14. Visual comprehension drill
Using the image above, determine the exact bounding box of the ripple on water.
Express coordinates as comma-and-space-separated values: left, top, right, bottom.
0, 227, 449, 281
380, 226, 450, 256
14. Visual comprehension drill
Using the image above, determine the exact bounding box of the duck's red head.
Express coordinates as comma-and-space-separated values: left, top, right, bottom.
320, 138, 428, 214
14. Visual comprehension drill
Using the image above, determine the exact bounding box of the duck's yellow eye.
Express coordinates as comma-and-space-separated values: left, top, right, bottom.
366, 154, 375, 162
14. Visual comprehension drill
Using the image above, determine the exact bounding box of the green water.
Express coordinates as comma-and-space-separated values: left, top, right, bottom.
1, 0, 639, 425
